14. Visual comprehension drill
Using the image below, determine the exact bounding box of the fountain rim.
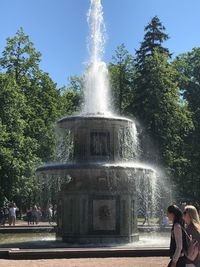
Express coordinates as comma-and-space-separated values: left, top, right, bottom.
57, 114, 134, 126
36, 162, 155, 173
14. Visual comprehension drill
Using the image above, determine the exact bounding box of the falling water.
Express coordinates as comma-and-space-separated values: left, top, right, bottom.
56, 128, 74, 162
136, 170, 160, 220
118, 121, 139, 161
83, 0, 110, 115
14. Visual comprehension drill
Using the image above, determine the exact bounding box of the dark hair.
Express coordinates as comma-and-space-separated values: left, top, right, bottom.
167, 205, 184, 226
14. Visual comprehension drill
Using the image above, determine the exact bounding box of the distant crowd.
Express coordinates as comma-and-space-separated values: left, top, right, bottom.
0, 202, 55, 226
26, 204, 55, 225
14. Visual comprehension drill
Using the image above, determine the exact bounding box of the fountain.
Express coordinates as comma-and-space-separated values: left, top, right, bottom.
36, 0, 158, 244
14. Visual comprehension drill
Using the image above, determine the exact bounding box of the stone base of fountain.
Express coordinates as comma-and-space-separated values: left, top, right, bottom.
60, 234, 139, 244
37, 115, 156, 244
55, 165, 139, 244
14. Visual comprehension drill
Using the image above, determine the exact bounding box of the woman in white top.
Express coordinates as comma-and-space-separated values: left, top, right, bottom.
167, 205, 187, 267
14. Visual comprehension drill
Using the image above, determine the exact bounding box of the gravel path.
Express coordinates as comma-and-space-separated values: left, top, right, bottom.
0, 257, 169, 267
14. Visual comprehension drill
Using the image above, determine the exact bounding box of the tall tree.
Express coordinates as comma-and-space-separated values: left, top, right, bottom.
0, 29, 63, 206
0, 28, 62, 162
174, 48, 200, 199
132, 17, 193, 195
135, 16, 170, 70
0, 73, 39, 203
133, 16, 171, 162
0, 27, 41, 83
134, 51, 192, 165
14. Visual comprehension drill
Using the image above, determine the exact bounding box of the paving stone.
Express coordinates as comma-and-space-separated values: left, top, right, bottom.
0, 257, 169, 267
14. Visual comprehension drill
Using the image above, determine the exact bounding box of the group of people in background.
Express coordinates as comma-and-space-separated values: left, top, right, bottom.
0, 203, 55, 226
167, 204, 200, 267
26, 204, 54, 225
0, 202, 18, 226
26, 205, 42, 225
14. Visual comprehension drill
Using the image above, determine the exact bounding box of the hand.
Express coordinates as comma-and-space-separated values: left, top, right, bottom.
170, 261, 176, 267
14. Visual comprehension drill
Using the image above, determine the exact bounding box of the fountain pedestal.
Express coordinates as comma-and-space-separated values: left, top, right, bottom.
37, 115, 155, 243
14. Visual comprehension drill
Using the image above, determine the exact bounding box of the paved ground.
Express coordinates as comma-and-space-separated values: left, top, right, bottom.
0, 257, 169, 267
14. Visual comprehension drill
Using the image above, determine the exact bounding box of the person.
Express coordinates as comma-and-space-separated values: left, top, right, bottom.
9, 202, 18, 226
183, 205, 200, 267
167, 205, 187, 267
160, 215, 169, 228
37, 206, 42, 223
26, 207, 32, 225
3, 205, 9, 224
0, 207, 5, 226
32, 205, 39, 225
143, 209, 150, 225
47, 205, 53, 224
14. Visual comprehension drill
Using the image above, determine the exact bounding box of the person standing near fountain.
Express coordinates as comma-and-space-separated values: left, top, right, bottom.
8, 202, 18, 226
183, 205, 200, 267
167, 205, 187, 267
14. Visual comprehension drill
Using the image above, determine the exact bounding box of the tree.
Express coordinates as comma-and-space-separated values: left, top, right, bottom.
130, 16, 194, 197
0, 73, 39, 203
61, 76, 83, 115
174, 48, 200, 199
0, 29, 62, 163
133, 16, 171, 162
0, 27, 41, 83
134, 50, 192, 165
0, 29, 63, 207
135, 16, 170, 70
109, 44, 135, 115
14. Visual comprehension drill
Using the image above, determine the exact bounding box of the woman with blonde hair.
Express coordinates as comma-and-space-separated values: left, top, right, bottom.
183, 205, 200, 267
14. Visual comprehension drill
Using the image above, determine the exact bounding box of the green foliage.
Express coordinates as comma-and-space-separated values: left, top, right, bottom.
61, 76, 83, 115
128, 16, 193, 197
0, 18, 199, 206
22, 71, 62, 162
0, 27, 41, 82
135, 16, 170, 70
0, 73, 39, 203
174, 48, 200, 198
109, 44, 135, 115
133, 50, 193, 168
0, 29, 63, 206
0, 29, 84, 207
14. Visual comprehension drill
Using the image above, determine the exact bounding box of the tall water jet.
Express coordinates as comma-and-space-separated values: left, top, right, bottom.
83, 0, 110, 115
36, 0, 161, 244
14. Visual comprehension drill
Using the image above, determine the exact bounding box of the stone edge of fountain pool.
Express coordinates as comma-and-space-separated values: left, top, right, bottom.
0, 247, 170, 260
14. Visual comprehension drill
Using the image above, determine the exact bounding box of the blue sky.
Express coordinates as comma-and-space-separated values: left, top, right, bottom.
1, 0, 200, 87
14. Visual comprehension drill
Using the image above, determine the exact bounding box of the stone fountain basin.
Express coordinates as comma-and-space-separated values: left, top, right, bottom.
57, 114, 134, 129
36, 162, 155, 193
36, 161, 154, 174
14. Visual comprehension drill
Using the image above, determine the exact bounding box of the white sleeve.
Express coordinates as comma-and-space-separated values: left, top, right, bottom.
172, 223, 183, 262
